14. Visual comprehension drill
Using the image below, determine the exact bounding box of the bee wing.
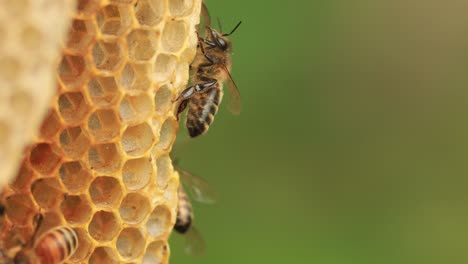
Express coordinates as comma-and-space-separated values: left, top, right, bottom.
222, 65, 241, 115
176, 166, 217, 204
184, 226, 206, 256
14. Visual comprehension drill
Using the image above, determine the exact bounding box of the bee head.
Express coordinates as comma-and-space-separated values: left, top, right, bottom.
207, 21, 241, 51
208, 28, 229, 51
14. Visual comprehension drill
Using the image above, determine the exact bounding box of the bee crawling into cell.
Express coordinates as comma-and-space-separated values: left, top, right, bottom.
173, 3, 242, 137
0, 211, 78, 264
172, 160, 217, 256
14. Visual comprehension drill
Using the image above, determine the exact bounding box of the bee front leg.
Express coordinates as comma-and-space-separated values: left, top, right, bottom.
173, 86, 197, 103
173, 79, 217, 102
175, 99, 189, 121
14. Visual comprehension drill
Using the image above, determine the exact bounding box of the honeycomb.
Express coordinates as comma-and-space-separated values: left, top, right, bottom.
0, 0, 202, 263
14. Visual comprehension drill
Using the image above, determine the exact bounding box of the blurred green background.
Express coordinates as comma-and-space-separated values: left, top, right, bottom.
170, 1, 468, 263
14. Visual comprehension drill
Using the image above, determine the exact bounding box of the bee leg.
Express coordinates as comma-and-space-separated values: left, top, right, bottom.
196, 32, 216, 53
173, 79, 217, 102
175, 99, 189, 121
173, 86, 197, 102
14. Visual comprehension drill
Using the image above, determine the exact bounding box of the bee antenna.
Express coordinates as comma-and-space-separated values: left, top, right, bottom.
223, 21, 242, 37
216, 17, 223, 33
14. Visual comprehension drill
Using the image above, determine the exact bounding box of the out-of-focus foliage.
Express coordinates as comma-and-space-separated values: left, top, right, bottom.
171, 1, 468, 263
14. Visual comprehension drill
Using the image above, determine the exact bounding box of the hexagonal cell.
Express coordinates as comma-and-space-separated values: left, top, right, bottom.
161, 20, 187, 53
31, 178, 63, 209
173, 61, 190, 89
77, 0, 102, 17
87, 76, 121, 107
89, 211, 120, 242
119, 193, 151, 224
60, 195, 92, 224
5, 194, 37, 225
92, 40, 125, 73
154, 85, 173, 114
121, 123, 154, 156
11, 164, 36, 192
70, 228, 93, 262
116, 228, 145, 260
58, 55, 89, 90
29, 143, 62, 175
122, 158, 153, 191
153, 53, 177, 83
88, 143, 121, 174
120, 62, 153, 93
162, 178, 178, 209
169, 0, 195, 16
39, 109, 62, 139
143, 240, 169, 264
89, 247, 119, 264
156, 155, 171, 188
36, 211, 63, 238
151, 118, 162, 141
119, 94, 153, 126
146, 205, 172, 238
127, 29, 158, 61
89, 176, 123, 208
134, 0, 165, 27
96, 4, 132, 37
154, 118, 177, 152
58, 92, 91, 125
180, 43, 198, 63
87, 109, 120, 142
66, 19, 96, 53
120, 63, 135, 90
59, 161, 93, 193
59, 126, 90, 159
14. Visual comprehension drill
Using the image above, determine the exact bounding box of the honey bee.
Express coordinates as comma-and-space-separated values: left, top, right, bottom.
10, 214, 78, 264
174, 10, 242, 137
174, 186, 207, 256
173, 161, 217, 255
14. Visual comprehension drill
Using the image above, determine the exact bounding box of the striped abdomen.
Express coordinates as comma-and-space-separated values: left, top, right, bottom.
186, 87, 223, 137
174, 186, 193, 234
34, 226, 78, 264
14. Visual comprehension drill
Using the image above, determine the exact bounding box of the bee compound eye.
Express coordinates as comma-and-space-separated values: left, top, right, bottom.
217, 38, 227, 50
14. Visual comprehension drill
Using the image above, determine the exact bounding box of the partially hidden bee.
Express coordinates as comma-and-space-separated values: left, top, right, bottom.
175, 185, 194, 235
173, 161, 217, 256
174, 185, 207, 256
11, 214, 78, 264
174, 3, 242, 137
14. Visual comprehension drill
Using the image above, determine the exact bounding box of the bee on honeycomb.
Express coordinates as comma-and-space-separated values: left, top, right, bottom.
174, 2, 242, 137
173, 162, 217, 256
